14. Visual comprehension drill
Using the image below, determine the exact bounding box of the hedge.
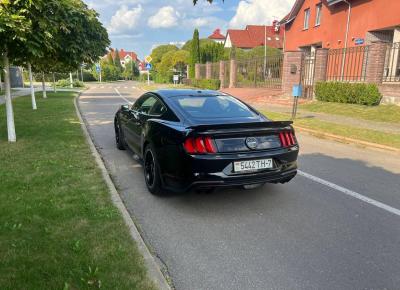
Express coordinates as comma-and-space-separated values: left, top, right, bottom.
315, 81, 382, 106
192, 79, 221, 90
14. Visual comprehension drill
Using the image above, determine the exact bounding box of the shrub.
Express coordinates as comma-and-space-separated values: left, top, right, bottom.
191, 79, 220, 90
56, 79, 85, 88
315, 82, 382, 106
56, 79, 71, 87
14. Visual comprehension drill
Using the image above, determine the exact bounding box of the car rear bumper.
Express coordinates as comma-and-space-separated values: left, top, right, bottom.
161, 146, 299, 192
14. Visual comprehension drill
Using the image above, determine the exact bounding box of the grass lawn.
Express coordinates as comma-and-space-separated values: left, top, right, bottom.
0, 92, 156, 289
300, 101, 400, 124
262, 110, 400, 149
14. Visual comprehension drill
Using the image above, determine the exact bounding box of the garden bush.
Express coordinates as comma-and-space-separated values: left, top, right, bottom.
192, 79, 220, 90
315, 81, 382, 106
56, 79, 85, 88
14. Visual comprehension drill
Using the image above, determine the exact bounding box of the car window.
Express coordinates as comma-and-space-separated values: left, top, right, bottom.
132, 94, 148, 111
149, 99, 167, 116
170, 95, 258, 119
139, 96, 157, 114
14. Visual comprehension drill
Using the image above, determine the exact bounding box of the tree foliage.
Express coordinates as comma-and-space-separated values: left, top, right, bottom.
189, 29, 200, 78
150, 45, 179, 65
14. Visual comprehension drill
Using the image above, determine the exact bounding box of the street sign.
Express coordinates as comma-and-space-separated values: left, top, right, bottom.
145, 63, 152, 70
145, 55, 153, 63
355, 38, 365, 46
173, 75, 179, 81
95, 64, 101, 73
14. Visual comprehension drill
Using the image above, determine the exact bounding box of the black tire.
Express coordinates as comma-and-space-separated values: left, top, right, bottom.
115, 118, 126, 150
144, 145, 163, 195
279, 175, 296, 184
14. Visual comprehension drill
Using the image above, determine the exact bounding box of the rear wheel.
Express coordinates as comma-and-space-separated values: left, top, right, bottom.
115, 118, 126, 150
144, 146, 163, 195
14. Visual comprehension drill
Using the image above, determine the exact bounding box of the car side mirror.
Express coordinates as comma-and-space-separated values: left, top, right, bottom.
121, 104, 129, 112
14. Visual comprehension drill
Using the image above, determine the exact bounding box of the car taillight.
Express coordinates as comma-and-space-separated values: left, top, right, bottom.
279, 131, 296, 148
183, 136, 217, 154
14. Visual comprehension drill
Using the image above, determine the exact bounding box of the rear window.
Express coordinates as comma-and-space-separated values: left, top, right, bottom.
170, 95, 258, 119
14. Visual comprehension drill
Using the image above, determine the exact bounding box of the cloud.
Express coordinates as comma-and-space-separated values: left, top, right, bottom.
148, 6, 180, 28
108, 5, 143, 34
183, 16, 227, 30
229, 0, 296, 28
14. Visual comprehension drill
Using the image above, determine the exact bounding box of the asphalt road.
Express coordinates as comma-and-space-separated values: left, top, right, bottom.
79, 81, 400, 290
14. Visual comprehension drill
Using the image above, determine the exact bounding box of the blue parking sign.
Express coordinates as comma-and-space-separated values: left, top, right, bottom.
95, 64, 101, 73
146, 63, 152, 70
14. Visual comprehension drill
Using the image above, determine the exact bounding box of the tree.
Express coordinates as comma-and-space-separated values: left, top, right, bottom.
151, 45, 179, 65
0, 0, 32, 142
1, 0, 109, 142
189, 29, 200, 78
107, 52, 114, 65
114, 49, 123, 71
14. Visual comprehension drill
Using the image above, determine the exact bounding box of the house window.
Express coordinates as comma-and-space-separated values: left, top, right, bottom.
304, 8, 310, 30
315, 3, 322, 26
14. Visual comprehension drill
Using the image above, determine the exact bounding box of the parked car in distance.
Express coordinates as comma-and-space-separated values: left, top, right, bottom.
114, 89, 299, 195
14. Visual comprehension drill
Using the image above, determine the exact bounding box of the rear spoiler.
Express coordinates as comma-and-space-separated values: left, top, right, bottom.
187, 121, 293, 132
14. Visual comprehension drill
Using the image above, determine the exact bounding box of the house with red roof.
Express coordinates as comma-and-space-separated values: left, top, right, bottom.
224, 21, 284, 50
105, 48, 140, 67
208, 29, 226, 44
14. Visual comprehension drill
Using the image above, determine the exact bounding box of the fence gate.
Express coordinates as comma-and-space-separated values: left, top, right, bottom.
235, 54, 283, 89
301, 51, 316, 99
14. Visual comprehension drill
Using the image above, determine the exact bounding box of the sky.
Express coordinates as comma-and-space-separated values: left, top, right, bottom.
85, 0, 296, 60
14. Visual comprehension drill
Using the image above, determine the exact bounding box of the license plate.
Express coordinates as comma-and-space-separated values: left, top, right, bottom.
233, 159, 273, 172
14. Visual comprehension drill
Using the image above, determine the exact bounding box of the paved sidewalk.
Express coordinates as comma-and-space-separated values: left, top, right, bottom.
0, 87, 43, 105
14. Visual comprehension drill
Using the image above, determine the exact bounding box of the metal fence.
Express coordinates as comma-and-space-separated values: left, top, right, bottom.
211, 62, 220, 80
383, 42, 400, 82
326, 46, 369, 82
236, 55, 283, 88
198, 64, 206, 79
301, 52, 316, 99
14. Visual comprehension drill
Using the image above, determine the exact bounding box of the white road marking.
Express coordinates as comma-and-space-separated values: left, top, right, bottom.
298, 170, 400, 217
124, 86, 128, 89
100, 86, 104, 89
132, 86, 137, 89
114, 88, 133, 105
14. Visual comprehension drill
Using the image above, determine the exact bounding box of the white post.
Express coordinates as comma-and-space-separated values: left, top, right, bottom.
147, 70, 150, 85
80, 66, 84, 82
0, 69, 3, 91
53, 72, 57, 93
3, 52, 16, 142
69, 72, 73, 88
42, 72, 47, 98
99, 65, 102, 83
28, 63, 37, 110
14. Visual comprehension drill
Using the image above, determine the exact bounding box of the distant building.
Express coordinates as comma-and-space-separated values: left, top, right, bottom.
281, 0, 400, 52
224, 21, 284, 50
105, 48, 140, 67
208, 29, 226, 44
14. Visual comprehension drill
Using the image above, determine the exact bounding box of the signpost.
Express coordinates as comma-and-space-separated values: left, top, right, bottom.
145, 56, 152, 85
291, 84, 302, 119
95, 63, 101, 83
173, 74, 179, 86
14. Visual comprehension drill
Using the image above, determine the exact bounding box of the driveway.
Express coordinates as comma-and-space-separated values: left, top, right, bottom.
79, 81, 400, 290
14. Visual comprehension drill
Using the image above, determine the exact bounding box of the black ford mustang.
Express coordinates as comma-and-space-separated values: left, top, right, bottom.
114, 89, 299, 195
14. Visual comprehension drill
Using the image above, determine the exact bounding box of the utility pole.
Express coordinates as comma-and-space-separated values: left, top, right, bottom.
264, 24, 267, 79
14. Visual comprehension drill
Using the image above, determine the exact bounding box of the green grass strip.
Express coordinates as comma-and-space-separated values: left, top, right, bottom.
300, 101, 400, 124
262, 110, 400, 149
0, 92, 156, 290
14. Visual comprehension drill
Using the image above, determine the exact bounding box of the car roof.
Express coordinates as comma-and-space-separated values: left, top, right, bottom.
152, 89, 227, 98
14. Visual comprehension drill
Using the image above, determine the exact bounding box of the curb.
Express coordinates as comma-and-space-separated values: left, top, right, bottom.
73, 95, 172, 290
295, 125, 400, 154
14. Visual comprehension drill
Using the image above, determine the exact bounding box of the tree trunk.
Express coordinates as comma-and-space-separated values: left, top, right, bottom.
2, 52, 16, 142
69, 72, 73, 88
28, 63, 37, 110
52, 73, 57, 93
42, 72, 47, 98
